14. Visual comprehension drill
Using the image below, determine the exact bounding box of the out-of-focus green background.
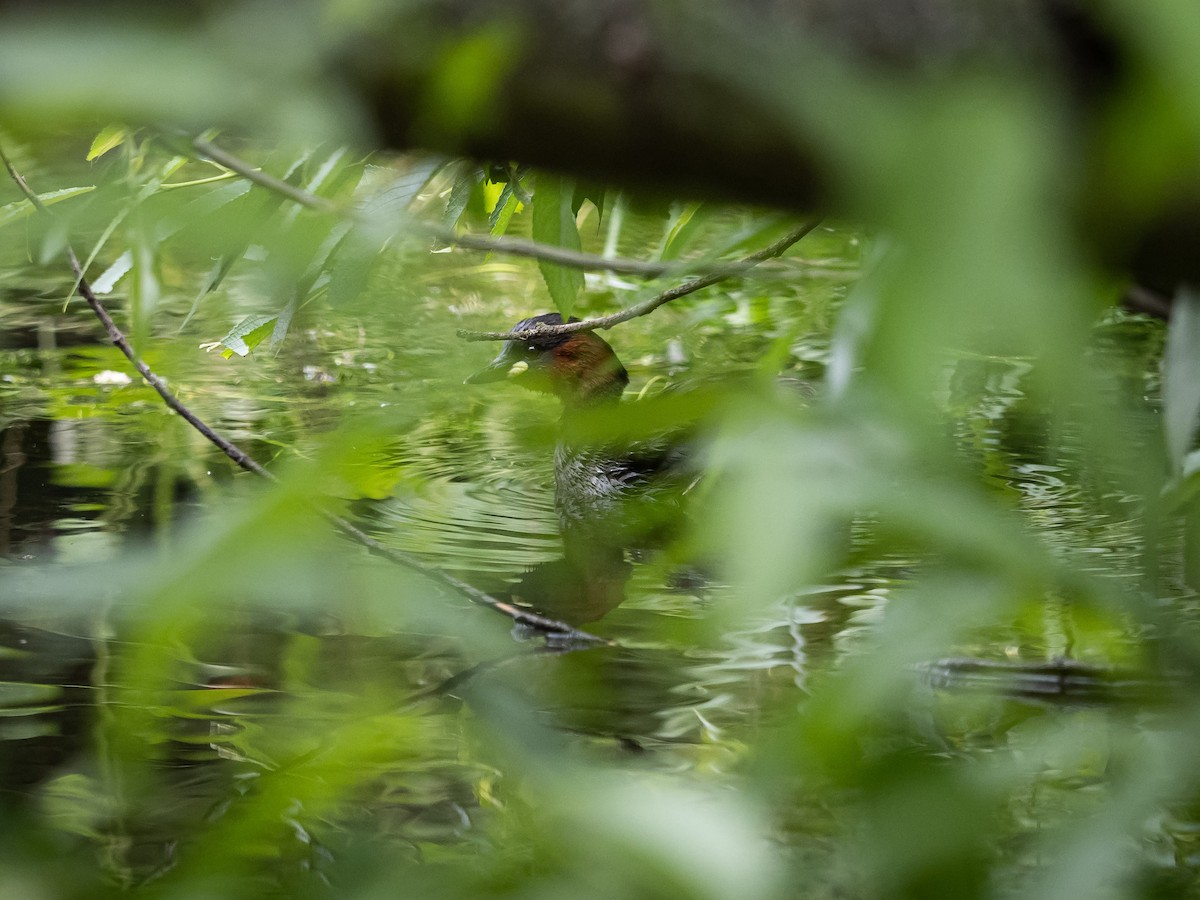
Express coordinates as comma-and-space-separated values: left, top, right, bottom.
2, 2, 1200, 897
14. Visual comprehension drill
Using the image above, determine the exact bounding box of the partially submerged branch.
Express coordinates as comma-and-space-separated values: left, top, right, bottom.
5, 133, 808, 643
457, 218, 823, 342
1, 143, 608, 648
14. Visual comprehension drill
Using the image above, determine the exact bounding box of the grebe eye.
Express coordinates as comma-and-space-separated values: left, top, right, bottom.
526, 344, 536, 351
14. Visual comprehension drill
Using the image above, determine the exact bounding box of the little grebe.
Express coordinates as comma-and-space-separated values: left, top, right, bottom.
466, 313, 691, 538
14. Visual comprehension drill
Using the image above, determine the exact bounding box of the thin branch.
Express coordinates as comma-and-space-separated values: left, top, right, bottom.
424, 226, 770, 279
435, 227, 684, 276
457, 218, 823, 342
190, 135, 795, 281
2, 147, 271, 477
191, 137, 340, 214
1, 143, 608, 648
318, 511, 610, 644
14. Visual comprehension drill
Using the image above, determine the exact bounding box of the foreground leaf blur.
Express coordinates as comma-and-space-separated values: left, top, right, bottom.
2, 3, 1200, 898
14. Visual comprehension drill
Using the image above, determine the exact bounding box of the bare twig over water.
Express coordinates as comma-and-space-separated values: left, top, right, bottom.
1, 142, 609, 648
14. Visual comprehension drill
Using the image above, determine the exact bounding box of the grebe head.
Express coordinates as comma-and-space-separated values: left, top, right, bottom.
465, 313, 629, 405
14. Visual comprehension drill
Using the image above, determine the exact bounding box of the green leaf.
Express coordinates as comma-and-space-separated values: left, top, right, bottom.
128, 226, 160, 345
0, 185, 94, 229
304, 146, 350, 196
279, 146, 364, 231
359, 158, 442, 223
320, 159, 443, 306
571, 180, 605, 219
659, 202, 707, 260
271, 299, 296, 346
531, 174, 584, 318
68, 153, 185, 304
1163, 285, 1200, 470
38, 217, 69, 265
171, 181, 260, 324
600, 191, 628, 258
160, 180, 253, 240
326, 234, 378, 306
91, 251, 133, 294
488, 182, 517, 236
560, 775, 783, 900
213, 314, 278, 359
444, 162, 483, 230
86, 125, 126, 161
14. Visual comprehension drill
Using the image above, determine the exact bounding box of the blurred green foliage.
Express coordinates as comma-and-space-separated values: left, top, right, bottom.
2, 2, 1200, 898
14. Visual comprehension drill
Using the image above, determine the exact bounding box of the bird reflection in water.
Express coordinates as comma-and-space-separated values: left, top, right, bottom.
467, 314, 697, 626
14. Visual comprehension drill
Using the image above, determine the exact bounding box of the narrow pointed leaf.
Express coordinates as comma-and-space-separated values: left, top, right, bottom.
444, 163, 483, 230
213, 314, 279, 359
1163, 286, 1200, 470
488, 182, 517, 235
321, 159, 443, 305
91, 251, 134, 295
86, 125, 127, 161
358, 158, 443, 224
660, 202, 707, 260
270, 299, 297, 347
0, 186, 94, 229
531, 174, 584, 318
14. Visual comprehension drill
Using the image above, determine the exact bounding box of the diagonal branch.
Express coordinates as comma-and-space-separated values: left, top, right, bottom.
456, 218, 823, 342
1, 143, 608, 648
190, 135, 802, 281
191, 137, 340, 214
424, 227, 740, 278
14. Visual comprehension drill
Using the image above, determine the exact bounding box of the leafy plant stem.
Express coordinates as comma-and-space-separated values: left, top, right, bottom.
458, 218, 823, 342
0, 141, 608, 649
190, 135, 793, 281
158, 172, 239, 190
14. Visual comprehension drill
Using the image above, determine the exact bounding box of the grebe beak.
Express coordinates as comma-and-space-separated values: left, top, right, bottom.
465, 355, 528, 385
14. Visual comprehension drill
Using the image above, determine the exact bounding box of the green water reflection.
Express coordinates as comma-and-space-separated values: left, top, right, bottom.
0, 220, 1186, 893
